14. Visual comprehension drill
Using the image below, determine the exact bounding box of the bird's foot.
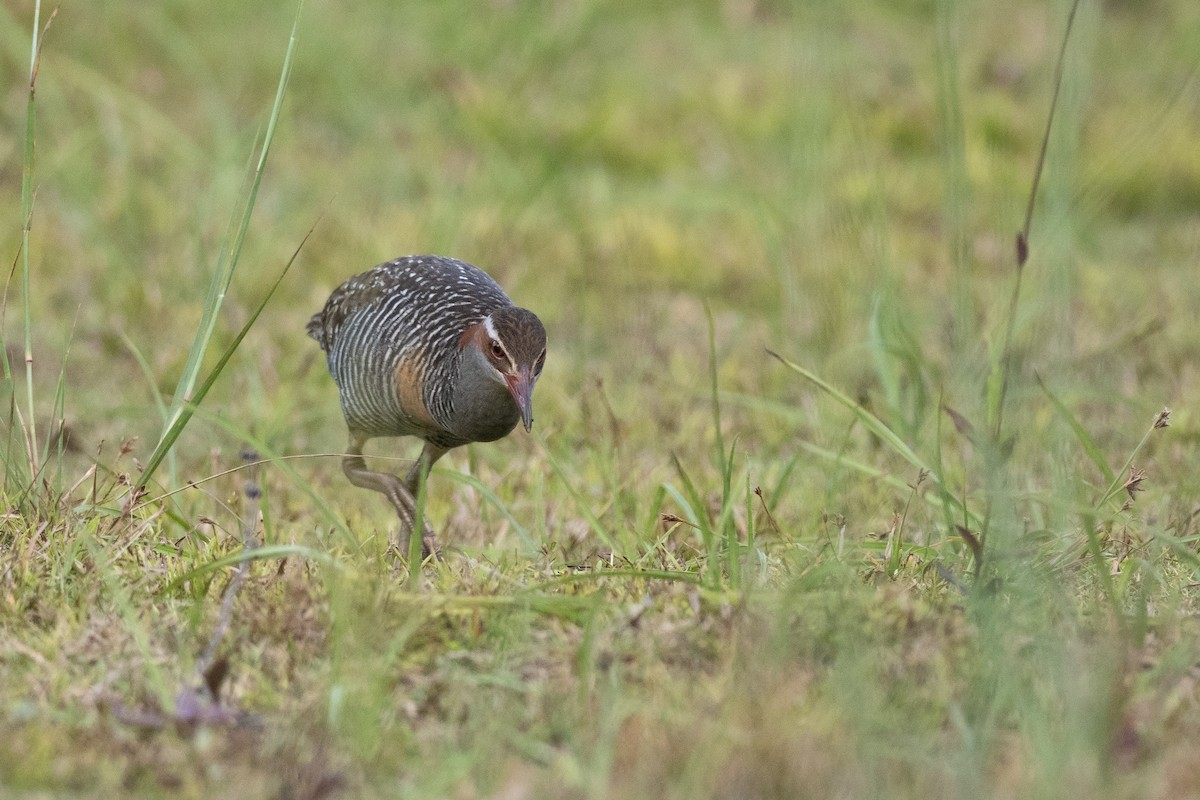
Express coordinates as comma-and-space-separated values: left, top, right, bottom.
394, 519, 440, 562
421, 533, 442, 561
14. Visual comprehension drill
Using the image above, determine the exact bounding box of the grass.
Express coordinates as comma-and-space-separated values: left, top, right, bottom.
2, 0, 1200, 797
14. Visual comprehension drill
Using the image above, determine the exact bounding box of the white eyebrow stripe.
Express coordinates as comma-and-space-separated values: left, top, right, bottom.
481, 314, 516, 371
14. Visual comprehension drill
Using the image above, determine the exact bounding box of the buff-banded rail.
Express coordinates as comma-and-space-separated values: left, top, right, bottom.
307, 254, 546, 556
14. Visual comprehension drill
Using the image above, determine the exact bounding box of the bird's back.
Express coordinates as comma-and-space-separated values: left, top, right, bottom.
308, 255, 515, 439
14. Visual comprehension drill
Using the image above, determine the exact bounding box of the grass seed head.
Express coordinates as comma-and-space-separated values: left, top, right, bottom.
1124, 466, 1147, 500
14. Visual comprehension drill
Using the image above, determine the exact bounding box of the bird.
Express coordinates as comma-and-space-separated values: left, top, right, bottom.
307, 254, 547, 556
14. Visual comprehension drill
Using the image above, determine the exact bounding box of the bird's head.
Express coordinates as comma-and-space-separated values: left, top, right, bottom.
461, 307, 546, 432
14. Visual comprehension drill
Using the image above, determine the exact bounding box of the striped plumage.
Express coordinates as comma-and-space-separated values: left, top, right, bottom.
308, 254, 547, 555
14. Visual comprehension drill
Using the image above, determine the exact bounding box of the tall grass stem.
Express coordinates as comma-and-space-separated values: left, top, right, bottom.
139, 3, 304, 491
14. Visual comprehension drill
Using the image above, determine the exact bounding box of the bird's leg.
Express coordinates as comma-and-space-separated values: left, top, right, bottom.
403, 443, 449, 495
342, 434, 436, 558
403, 443, 449, 557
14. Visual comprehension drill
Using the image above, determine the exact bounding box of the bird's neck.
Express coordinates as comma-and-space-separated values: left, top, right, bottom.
447, 349, 520, 443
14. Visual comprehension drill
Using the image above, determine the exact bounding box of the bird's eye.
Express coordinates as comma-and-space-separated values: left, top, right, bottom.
534, 350, 546, 375
490, 340, 506, 359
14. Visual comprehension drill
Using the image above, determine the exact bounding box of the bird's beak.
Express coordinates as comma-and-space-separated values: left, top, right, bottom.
505, 369, 536, 432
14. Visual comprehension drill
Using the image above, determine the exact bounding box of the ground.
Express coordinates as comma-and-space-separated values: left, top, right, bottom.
2, 1, 1200, 797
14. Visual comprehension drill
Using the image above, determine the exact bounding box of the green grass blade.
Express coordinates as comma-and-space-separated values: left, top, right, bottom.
44, 327, 71, 495
394, 591, 597, 624
120, 332, 172, 425
743, 474, 755, 579
1036, 373, 1115, 487
528, 567, 704, 592
538, 433, 616, 552
141, 406, 360, 554
136, 215, 316, 491
143, 6, 303, 490
162, 543, 338, 594
767, 349, 934, 478
798, 440, 980, 527
930, 388, 963, 544
19, 5, 51, 478
407, 463, 427, 588
670, 455, 719, 587
1, 252, 21, 491
662, 484, 699, 529
722, 435, 739, 516
1095, 420, 1158, 512
705, 303, 728, 493
768, 453, 799, 509
724, 473, 746, 589
440, 469, 533, 551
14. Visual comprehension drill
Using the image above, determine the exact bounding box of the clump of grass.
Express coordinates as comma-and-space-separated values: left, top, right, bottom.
4, 3, 55, 505
764, 0, 1160, 602
3, 0, 313, 736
